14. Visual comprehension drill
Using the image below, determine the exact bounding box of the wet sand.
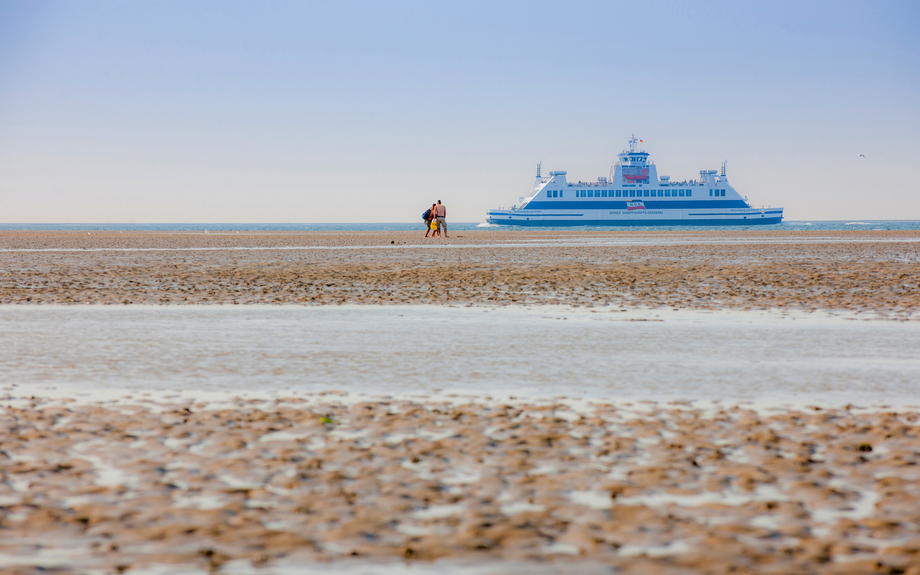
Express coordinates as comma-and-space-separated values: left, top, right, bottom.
1, 230, 919, 314
3, 230, 920, 573
2, 395, 920, 574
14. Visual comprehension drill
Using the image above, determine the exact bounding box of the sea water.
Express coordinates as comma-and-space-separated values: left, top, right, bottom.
2, 305, 918, 407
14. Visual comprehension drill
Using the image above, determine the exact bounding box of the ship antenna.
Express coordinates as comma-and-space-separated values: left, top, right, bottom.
721, 161, 727, 177
536, 161, 542, 178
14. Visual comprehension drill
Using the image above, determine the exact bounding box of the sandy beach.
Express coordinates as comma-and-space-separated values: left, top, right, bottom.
1, 230, 919, 314
2, 230, 920, 574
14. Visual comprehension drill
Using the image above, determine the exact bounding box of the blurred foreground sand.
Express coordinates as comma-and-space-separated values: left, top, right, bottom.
2, 396, 920, 574
1, 230, 918, 314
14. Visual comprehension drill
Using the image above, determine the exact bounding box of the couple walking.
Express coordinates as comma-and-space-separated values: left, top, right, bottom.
423, 200, 447, 238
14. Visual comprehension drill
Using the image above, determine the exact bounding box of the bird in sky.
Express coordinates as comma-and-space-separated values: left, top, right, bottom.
860, 154, 866, 158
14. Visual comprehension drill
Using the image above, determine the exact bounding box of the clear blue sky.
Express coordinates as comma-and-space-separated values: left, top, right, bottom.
1, 0, 918, 223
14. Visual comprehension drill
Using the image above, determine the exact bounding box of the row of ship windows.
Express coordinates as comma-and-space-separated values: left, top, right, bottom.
552, 189, 693, 198
547, 189, 728, 199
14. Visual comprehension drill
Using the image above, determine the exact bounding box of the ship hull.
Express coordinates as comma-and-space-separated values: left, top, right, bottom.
484, 217, 783, 227
486, 208, 784, 227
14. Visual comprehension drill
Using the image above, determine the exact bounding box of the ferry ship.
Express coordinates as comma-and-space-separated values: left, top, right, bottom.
485, 136, 783, 226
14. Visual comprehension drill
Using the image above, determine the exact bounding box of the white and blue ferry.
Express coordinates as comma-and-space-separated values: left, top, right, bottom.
486, 135, 783, 226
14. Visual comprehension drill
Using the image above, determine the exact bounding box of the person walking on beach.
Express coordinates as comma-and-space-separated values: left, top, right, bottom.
435, 200, 447, 238
423, 203, 436, 237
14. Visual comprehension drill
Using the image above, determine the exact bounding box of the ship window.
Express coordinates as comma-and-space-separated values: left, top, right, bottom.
665, 190, 670, 197
559, 190, 563, 198
686, 190, 691, 197
644, 191, 649, 198
721, 190, 725, 196
679, 190, 684, 197
552, 190, 558, 198
709, 190, 713, 196
602, 190, 607, 197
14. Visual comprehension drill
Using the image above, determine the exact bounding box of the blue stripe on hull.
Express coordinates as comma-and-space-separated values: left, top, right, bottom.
485, 217, 784, 227
688, 211, 784, 217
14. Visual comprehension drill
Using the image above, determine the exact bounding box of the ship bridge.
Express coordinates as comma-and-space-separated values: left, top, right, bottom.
617, 134, 649, 166
612, 134, 656, 184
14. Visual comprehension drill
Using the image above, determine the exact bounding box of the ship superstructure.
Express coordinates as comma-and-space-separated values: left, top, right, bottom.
485, 135, 783, 226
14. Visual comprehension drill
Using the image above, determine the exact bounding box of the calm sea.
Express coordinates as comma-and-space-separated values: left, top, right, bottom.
1, 221, 919, 232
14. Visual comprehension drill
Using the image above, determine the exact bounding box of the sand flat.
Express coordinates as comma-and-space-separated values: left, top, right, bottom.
1, 230, 918, 314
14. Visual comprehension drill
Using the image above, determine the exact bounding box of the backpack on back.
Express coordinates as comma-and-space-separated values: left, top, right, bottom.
423, 209, 431, 221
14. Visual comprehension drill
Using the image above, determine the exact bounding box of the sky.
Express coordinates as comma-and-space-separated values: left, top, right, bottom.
1, 0, 918, 223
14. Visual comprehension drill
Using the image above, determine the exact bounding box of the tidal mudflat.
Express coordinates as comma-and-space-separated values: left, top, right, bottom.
1, 230, 918, 314
1, 230, 919, 574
